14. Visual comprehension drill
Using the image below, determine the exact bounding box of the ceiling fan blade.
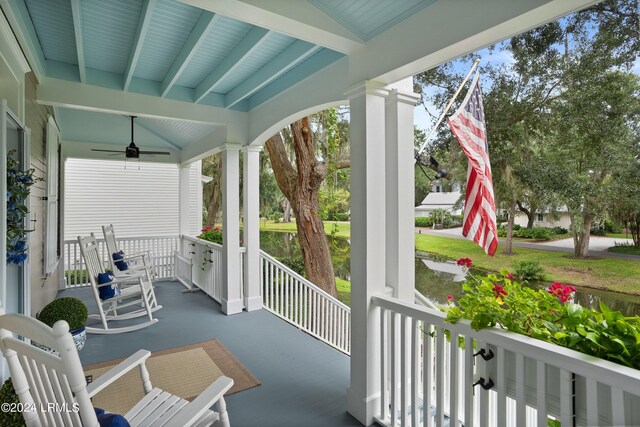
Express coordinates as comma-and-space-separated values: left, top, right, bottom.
107, 153, 122, 157
92, 148, 126, 153
139, 151, 171, 155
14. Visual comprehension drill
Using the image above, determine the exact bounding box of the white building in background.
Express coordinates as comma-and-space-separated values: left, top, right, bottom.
415, 182, 462, 217
512, 206, 572, 229
64, 158, 202, 240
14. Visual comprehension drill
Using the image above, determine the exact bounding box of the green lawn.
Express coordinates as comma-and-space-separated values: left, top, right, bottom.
260, 220, 640, 295
260, 220, 351, 239
608, 245, 640, 256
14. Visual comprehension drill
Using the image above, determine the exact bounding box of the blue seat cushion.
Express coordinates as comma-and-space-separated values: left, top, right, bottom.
112, 251, 128, 271
97, 272, 118, 300
94, 408, 130, 427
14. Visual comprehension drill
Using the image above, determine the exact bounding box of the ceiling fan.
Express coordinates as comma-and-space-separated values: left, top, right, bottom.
91, 116, 171, 159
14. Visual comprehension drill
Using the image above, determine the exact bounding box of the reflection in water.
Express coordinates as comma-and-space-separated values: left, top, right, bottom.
260, 231, 640, 316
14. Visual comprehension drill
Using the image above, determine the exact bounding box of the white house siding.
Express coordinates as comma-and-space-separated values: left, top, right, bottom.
64, 159, 201, 240
513, 211, 572, 229
25, 72, 60, 316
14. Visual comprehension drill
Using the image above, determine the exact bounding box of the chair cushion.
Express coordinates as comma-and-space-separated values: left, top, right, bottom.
95, 408, 131, 427
112, 251, 128, 271
97, 272, 120, 300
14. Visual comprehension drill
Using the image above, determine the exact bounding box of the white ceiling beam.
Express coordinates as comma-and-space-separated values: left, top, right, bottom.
348, 0, 600, 85
124, 0, 156, 91
70, 0, 86, 83
37, 77, 249, 138
194, 26, 270, 103
179, 0, 363, 54
160, 11, 220, 97
225, 41, 320, 108
180, 126, 228, 164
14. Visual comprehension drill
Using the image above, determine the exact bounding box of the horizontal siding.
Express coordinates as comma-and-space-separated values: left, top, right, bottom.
64, 158, 202, 240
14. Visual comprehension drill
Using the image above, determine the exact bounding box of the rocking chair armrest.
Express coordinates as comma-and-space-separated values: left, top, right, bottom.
86, 350, 152, 397
122, 251, 151, 261
163, 376, 234, 427
95, 275, 141, 287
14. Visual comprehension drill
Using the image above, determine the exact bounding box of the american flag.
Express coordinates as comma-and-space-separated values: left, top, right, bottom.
447, 71, 498, 256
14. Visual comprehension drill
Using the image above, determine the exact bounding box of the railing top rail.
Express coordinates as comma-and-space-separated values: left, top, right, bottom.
181, 235, 247, 252
64, 235, 179, 244
260, 249, 350, 312
372, 294, 640, 394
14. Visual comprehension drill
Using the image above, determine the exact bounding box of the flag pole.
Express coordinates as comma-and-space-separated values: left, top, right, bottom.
415, 58, 480, 160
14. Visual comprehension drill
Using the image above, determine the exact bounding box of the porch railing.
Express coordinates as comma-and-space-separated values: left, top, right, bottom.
179, 235, 245, 304
63, 235, 179, 288
260, 250, 351, 355
372, 294, 640, 427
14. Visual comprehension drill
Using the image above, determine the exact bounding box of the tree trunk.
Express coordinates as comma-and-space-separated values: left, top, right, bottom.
630, 215, 640, 248
572, 212, 593, 258
516, 201, 536, 229
283, 199, 292, 223
205, 178, 221, 226
503, 200, 517, 255
265, 118, 337, 297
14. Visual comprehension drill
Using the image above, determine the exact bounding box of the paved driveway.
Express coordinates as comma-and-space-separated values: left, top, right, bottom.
416, 227, 639, 260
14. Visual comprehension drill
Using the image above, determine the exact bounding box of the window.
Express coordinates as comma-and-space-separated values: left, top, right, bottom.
537, 213, 544, 222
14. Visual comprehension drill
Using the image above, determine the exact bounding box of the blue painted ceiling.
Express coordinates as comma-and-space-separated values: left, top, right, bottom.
18, 0, 435, 149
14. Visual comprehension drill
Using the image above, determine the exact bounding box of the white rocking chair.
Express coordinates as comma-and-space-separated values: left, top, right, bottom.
102, 224, 156, 282
0, 310, 233, 427
79, 234, 160, 334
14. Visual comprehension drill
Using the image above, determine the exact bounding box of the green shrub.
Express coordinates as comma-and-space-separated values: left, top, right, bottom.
604, 220, 622, 234
513, 224, 521, 231
415, 217, 434, 227
513, 227, 553, 240
551, 227, 569, 235
276, 256, 305, 276
322, 212, 350, 221
65, 269, 88, 286
38, 297, 88, 331
591, 227, 607, 236
513, 259, 545, 282
450, 215, 464, 227
0, 379, 25, 426
497, 228, 507, 237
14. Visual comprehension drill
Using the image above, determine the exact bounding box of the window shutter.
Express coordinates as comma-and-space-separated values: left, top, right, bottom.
44, 116, 60, 274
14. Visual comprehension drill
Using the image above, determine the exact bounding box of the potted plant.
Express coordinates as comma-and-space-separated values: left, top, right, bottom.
36, 297, 89, 352
0, 379, 25, 426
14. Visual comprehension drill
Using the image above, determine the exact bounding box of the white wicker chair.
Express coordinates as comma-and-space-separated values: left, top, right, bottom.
0, 310, 233, 427
78, 234, 160, 334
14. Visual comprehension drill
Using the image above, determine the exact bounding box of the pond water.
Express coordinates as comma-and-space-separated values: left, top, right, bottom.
260, 231, 640, 316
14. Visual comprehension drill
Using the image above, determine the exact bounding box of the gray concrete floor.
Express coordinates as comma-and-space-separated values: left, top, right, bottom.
61, 281, 361, 427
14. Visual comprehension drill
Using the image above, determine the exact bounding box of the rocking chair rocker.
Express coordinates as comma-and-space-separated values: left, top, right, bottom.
0, 310, 233, 427
78, 234, 160, 334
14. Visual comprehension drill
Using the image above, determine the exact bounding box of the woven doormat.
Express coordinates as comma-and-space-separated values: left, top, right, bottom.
83, 340, 260, 415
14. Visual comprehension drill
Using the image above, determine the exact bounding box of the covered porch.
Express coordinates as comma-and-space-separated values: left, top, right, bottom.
2, 0, 637, 426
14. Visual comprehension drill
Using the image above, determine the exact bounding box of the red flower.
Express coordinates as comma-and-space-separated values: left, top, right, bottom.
547, 282, 576, 303
213, 227, 221, 232
456, 258, 473, 269
507, 273, 515, 280
201, 225, 212, 233
447, 295, 454, 302
493, 284, 507, 300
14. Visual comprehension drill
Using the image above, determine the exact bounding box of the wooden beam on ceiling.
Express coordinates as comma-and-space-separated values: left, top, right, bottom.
70, 0, 86, 83
194, 26, 271, 103
225, 40, 320, 108
124, 0, 157, 91
160, 11, 221, 97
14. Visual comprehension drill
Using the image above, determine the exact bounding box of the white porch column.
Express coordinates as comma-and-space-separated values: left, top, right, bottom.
346, 81, 388, 426
242, 146, 262, 311
385, 79, 420, 300
178, 163, 191, 236
221, 144, 243, 315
